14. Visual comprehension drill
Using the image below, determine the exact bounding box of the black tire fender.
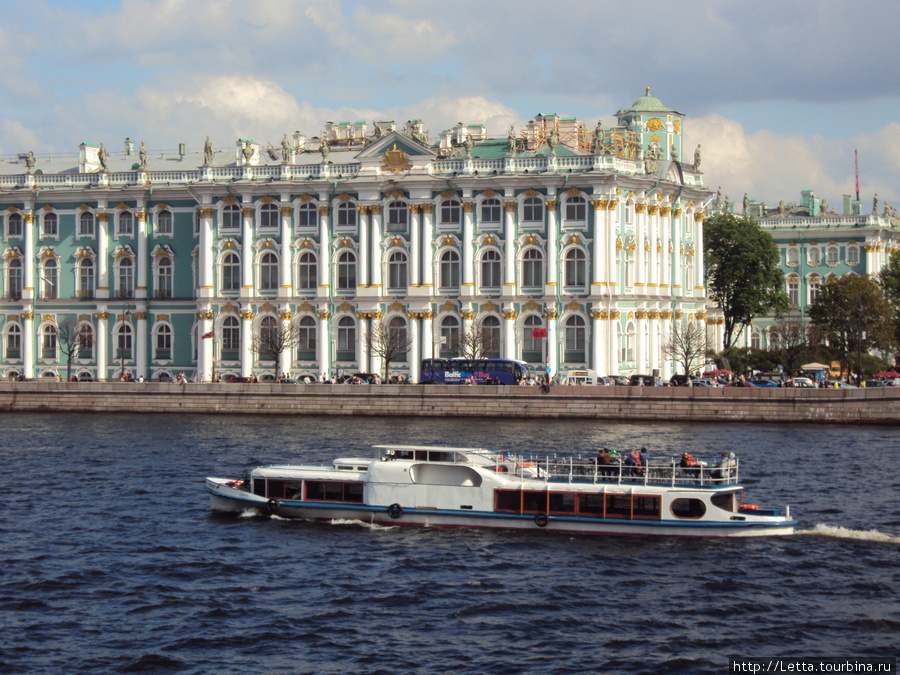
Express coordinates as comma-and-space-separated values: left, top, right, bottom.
267, 498, 279, 515
535, 512, 549, 528
388, 503, 403, 519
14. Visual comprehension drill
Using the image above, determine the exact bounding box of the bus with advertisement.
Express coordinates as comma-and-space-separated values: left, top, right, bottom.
421, 358, 536, 385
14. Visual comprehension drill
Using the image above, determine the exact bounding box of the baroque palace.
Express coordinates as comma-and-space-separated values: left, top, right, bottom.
0, 89, 710, 382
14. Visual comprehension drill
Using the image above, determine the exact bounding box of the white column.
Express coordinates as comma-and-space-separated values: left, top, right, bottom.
547, 312, 559, 377
318, 206, 330, 295
199, 309, 213, 381
95, 311, 108, 381
198, 208, 214, 295
503, 201, 516, 291
635, 204, 646, 289
673, 213, 683, 296
23, 311, 35, 379
23, 213, 35, 301
97, 213, 110, 298
316, 310, 329, 379
421, 204, 434, 288
546, 198, 558, 293
136, 211, 148, 299
421, 312, 434, 368
356, 314, 367, 370
695, 213, 705, 295
591, 311, 603, 373
358, 206, 369, 287
649, 313, 659, 376
590, 200, 604, 289
637, 314, 647, 372
409, 205, 421, 286
136, 312, 148, 378
370, 206, 383, 290
462, 202, 474, 295
503, 311, 515, 360
648, 206, 658, 295
279, 206, 292, 297
240, 309, 253, 378
608, 315, 619, 377
241, 205, 254, 297
408, 316, 420, 382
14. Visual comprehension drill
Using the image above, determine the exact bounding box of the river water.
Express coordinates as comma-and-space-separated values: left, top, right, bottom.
1, 413, 898, 674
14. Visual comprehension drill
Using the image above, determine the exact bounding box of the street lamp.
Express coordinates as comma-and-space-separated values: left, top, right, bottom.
120, 302, 133, 381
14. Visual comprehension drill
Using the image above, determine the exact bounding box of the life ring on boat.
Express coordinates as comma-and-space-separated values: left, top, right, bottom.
740, 504, 759, 510
267, 499, 279, 515
534, 512, 549, 528
388, 503, 403, 519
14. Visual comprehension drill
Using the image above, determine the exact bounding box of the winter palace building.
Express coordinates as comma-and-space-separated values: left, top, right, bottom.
0, 89, 711, 382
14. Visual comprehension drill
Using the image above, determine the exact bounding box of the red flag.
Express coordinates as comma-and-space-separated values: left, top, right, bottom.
201, 331, 214, 339
531, 328, 548, 339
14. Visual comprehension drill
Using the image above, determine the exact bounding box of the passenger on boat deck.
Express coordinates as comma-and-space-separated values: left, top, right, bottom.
639, 447, 649, 466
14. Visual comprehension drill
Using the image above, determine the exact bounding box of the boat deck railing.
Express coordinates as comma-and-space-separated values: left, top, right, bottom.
497, 455, 740, 488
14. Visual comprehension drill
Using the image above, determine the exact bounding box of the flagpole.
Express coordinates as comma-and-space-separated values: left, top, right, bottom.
855, 149, 859, 203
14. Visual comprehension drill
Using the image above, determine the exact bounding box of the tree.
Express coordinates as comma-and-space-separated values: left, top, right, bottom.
454, 321, 499, 361
57, 318, 93, 382
365, 317, 415, 380
767, 316, 808, 376
250, 316, 299, 379
807, 274, 895, 384
662, 320, 707, 375
704, 213, 790, 349
878, 251, 900, 358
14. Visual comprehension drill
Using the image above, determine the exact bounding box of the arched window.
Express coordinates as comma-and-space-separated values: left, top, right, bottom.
41, 259, 58, 299
155, 324, 172, 360
439, 250, 460, 290
625, 246, 635, 288
156, 257, 173, 298
337, 202, 357, 228
5, 323, 22, 359
387, 201, 408, 232
750, 327, 761, 351
7, 213, 23, 237
564, 315, 586, 363
156, 209, 173, 235
523, 197, 543, 224
117, 323, 133, 360
260, 203, 279, 229
440, 199, 461, 227
79, 212, 95, 237
564, 248, 587, 287
78, 258, 95, 298
41, 324, 57, 359
6, 259, 22, 299
117, 258, 134, 298
522, 248, 543, 288
786, 247, 799, 266
259, 251, 278, 291
76, 322, 94, 359
807, 247, 821, 266
296, 315, 316, 359
788, 276, 799, 307
222, 316, 240, 360
809, 275, 820, 304
480, 249, 501, 290
258, 316, 277, 360
625, 322, 636, 362
389, 316, 409, 362
523, 315, 544, 363
336, 316, 356, 361
481, 316, 501, 358
565, 195, 586, 223
118, 211, 133, 236
388, 250, 408, 290
439, 315, 459, 357
297, 251, 317, 290
847, 245, 859, 265
221, 252, 240, 292
297, 202, 317, 229
826, 246, 839, 266
42, 213, 58, 238
222, 204, 240, 230
337, 251, 357, 290
481, 198, 501, 225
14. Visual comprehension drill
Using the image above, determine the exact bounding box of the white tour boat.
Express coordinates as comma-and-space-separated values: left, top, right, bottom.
205, 445, 796, 537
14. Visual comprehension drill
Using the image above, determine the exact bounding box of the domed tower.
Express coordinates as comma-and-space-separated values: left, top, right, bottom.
615, 87, 685, 163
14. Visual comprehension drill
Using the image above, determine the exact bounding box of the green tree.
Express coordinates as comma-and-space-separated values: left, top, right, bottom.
767, 315, 808, 376
704, 213, 789, 350
807, 274, 895, 384
878, 251, 900, 353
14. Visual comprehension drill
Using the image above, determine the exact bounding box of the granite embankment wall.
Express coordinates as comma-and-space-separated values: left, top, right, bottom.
1, 381, 898, 424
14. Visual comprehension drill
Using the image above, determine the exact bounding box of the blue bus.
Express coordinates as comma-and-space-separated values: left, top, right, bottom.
421, 358, 536, 385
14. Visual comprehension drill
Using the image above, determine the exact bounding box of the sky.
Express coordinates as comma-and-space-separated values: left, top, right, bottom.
2, 0, 899, 210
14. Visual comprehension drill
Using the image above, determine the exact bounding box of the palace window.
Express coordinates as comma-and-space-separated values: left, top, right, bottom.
625, 247, 635, 288
388, 250, 408, 290
788, 276, 800, 307
624, 322, 636, 362
7, 213, 22, 237
77, 258, 95, 298
155, 324, 172, 361
297, 202, 317, 229
807, 247, 820, 266
565, 195, 586, 224
786, 247, 799, 266
42, 213, 58, 238
43, 260, 60, 300
221, 252, 240, 292
79, 212, 95, 237
439, 315, 459, 357
156, 210, 173, 235
222, 204, 240, 230
336, 251, 357, 290
809, 276, 820, 304
260, 203, 279, 229
5, 323, 21, 359
750, 327, 761, 351
522, 315, 544, 363
336, 316, 356, 361
523, 197, 543, 224
564, 314, 586, 363
847, 245, 859, 265
439, 249, 460, 290
826, 246, 839, 266
480, 249, 501, 291
481, 198, 501, 225
481, 316, 501, 358
296, 315, 316, 359
337, 202, 357, 228
116, 323, 133, 360
156, 257, 173, 298
117, 258, 134, 298
522, 248, 543, 289
387, 201, 408, 232
222, 316, 240, 360
389, 316, 408, 362
6, 259, 22, 299
41, 324, 57, 360
564, 248, 587, 287
118, 211, 133, 237
259, 252, 278, 291
440, 199, 461, 228
297, 251, 317, 291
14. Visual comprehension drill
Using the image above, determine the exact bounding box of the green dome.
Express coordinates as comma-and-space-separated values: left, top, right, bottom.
617, 87, 680, 116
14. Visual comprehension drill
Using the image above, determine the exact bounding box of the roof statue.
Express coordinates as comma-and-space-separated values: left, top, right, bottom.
462, 133, 474, 158
281, 134, 291, 164
743, 193, 749, 214
644, 143, 660, 174
139, 142, 148, 170
548, 127, 559, 156
725, 195, 733, 212
241, 141, 254, 165
693, 144, 701, 171
25, 151, 35, 174
506, 125, 516, 157
820, 199, 828, 215
98, 143, 108, 172
873, 193, 879, 215
203, 136, 213, 166
592, 120, 603, 154
372, 122, 384, 141
778, 200, 786, 217
715, 186, 722, 210
671, 144, 678, 161
320, 138, 330, 161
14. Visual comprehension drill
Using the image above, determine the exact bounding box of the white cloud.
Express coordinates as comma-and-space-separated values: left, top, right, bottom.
0, 120, 41, 156
396, 96, 522, 137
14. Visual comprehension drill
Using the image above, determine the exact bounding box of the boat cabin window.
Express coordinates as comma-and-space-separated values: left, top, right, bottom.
304, 480, 364, 503
548, 492, 576, 514
495, 489, 660, 519
265, 480, 303, 499
711, 492, 736, 512
605, 494, 632, 518
671, 498, 706, 519
578, 493, 604, 516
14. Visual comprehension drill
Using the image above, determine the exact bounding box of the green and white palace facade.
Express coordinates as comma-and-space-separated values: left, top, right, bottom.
0, 89, 711, 382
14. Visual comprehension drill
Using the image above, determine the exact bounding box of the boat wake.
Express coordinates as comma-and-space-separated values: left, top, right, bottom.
798, 523, 900, 544
331, 518, 397, 530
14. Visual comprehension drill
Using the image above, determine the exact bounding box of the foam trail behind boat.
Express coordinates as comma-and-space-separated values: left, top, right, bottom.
798, 523, 900, 544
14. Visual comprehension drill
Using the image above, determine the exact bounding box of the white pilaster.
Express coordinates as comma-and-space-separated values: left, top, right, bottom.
462, 202, 474, 296
241, 204, 254, 298
240, 309, 253, 378
410, 205, 421, 286
358, 206, 369, 287
370, 206, 383, 290
279, 206, 292, 297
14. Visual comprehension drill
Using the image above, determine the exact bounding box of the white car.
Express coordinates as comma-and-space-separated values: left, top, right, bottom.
790, 377, 815, 388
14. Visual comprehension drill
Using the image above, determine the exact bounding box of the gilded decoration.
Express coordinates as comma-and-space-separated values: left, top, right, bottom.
261, 240, 274, 250
544, 200, 558, 210
544, 310, 557, 320
20, 311, 33, 321
75, 248, 93, 260
646, 118, 664, 132
590, 199, 606, 210
673, 209, 682, 217
660, 207, 671, 216
299, 239, 313, 249
693, 212, 704, 221
279, 206, 292, 216
93, 311, 108, 320
481, 189, 498, 198
482, 301, 498, 314
382, 144, 412, 174
420, 203, 434, 214
649, 311, 660, 320
524, 299, 540, 311
636, 311, 647, 320
675, 311, 684, 320
239, 207, 253, 217
615, 237, 623, 250
260, 196, 275, 205
96, 213, 109, 222
338, 193, 353, 203
316, 310, 330, 320
78, 203, 92, 211
590, 311, 605, 320
260, 301, 275, 313
390, 237, 403, 247
223, 239, 238, 251
197, 311, 214, 321
386, 188, 405, 199
440, 301, 456, 313
442, 236, 454, 246
277, 311, 292, 320
23, 214, 34, 224
484, 235, 496, 246
864, 244, 877, 253
198, 208, 214, 219
42, 315, 57, 324
357, 205, 368, 214
5, 205, 19, 213
133, 312, 148, 321
503, 201, 517, 212
462, 202, 475, 213
440, 189, 456, 199
338, 237, 353, 248
408, 204, 421, 214
42, 205, 53, 212
680, 244, 684, 255
501, 310, 517, 320
370, 205, 383, 215
650, 134, 660, 143
656, 242, 662, 253
566, 299, 582, 312
608, 199, 618, 210
222, 196, 237, 205
317, 206, 330, 215
644, 240, 650, 252
524, 234, 538, 245
635, 203, 647, 214
569, 234, 581, 245
387, 300, 404, 313
696, 312, 707, 321
687, 200, 695, 208
627, 240, 636, 252
222, 301, 236, 314
77, 314, 91, 322
648, 205, 659, 215
299, 194, 314, 203
565, 187, 581, 197
40, 249, 55, 260
660, 311, 672, 320
114, 247, 133, 261
298, 301, 313, 313
524, 188, 540, 198
460, 311, 474, 320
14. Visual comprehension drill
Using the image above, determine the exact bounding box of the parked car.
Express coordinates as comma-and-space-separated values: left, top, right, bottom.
748, 379, 780, 388
628, 374, 656, 386
278, 378, 299, 384
789, 377, 815, 388
227, 375, 252, 383
610, 375, 629, 386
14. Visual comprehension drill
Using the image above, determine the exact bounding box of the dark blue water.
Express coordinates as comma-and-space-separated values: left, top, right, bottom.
1, 414, 898, 674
